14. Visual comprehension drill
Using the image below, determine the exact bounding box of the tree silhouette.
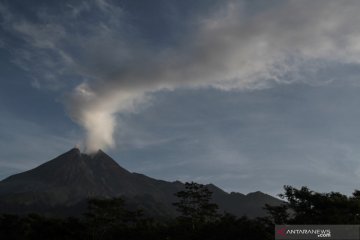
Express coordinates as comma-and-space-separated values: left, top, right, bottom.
8, 185, 360, 239
84, 197, 143, 239
173, 182, 219, 230
265, 185, 360, 224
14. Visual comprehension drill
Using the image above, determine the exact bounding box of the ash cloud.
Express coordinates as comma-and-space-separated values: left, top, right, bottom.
3, 0, 360, 151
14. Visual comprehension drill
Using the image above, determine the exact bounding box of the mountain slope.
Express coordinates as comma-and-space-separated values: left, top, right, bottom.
0, 148, 282, 217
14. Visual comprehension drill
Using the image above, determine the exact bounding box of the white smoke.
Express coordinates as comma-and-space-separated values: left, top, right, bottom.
66, 83, 145, 152
4, 0, 360, 152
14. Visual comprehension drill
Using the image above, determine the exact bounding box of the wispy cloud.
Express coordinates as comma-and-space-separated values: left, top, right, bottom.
0, 112, 78, 175
3, 0, 360, 152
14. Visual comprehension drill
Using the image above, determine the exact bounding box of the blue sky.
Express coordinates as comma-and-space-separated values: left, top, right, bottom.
2, 0, 360, 196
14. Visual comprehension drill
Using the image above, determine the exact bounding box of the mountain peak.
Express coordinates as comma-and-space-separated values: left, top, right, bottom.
0, 148, 282, 217
80, 148, 107, 157
93, 149, 107, 156
70, 147, 81, 154
0, 148, 131, 197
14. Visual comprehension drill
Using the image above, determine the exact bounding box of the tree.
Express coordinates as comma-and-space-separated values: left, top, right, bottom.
263, 204, 289, 224
265, 185, 360, 224
173, 182, 219, 230
84, 197, 143, 239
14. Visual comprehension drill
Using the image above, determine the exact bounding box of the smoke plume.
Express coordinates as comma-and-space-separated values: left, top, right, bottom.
3, 0, 360, 152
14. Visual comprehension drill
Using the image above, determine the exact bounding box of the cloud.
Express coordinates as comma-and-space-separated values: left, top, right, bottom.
3, 0, 360, 151
106, 84, 360, 195
0, 112, 78, 179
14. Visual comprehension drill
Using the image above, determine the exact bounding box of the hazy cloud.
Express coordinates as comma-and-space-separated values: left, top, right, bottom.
3, 0, 360, 152
0, 112, 78, 179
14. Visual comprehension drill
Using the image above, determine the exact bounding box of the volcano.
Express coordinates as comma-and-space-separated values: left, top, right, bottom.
0, 148, 281, 217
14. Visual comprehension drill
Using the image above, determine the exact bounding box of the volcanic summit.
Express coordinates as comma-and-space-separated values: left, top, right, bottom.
0, 148, 281, 217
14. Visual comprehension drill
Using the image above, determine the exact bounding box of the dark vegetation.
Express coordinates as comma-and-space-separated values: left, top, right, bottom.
1, 183, 360, 240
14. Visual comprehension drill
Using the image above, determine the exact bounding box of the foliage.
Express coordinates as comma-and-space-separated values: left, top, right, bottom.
84, 197, 144, 239
5, 184, 360, 239
173, 182, 220, 229
265, 185, 360, 224
0, 213, 85, 240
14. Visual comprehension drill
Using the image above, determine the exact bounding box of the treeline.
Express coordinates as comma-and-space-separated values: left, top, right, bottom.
1, 183, 360, 239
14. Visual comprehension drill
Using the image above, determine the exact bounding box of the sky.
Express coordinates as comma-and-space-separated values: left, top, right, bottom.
2, 0, 360, 196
